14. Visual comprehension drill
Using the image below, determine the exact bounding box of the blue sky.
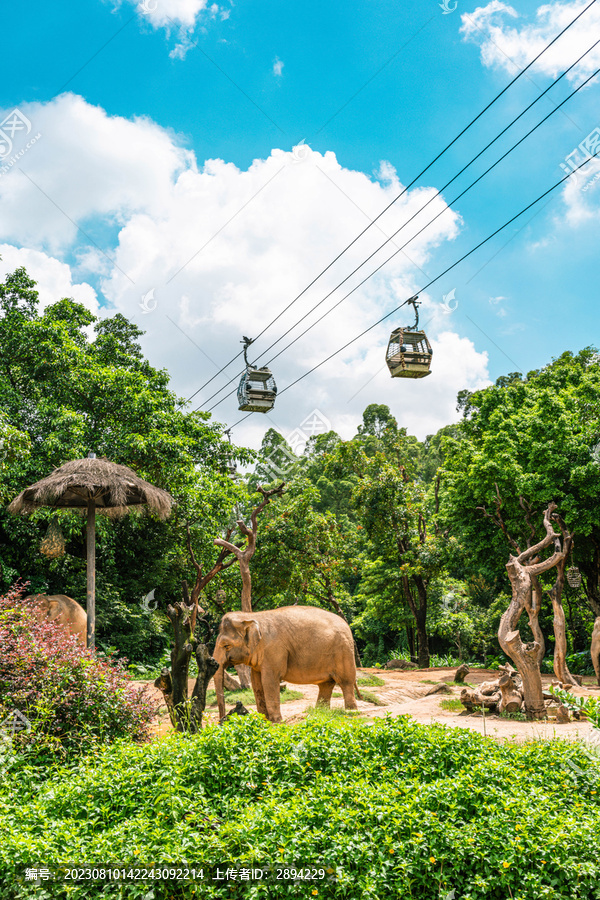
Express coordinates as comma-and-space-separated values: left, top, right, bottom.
0, 0, 599, 447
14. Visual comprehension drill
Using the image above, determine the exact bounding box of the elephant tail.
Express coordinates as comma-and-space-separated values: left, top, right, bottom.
354, 681, 363, 701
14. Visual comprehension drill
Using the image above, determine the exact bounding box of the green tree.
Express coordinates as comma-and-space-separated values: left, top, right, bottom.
441, 349, 600, 656
0, 266, 251, 660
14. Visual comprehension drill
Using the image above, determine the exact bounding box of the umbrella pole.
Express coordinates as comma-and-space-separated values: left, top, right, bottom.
86, 499, 96, 650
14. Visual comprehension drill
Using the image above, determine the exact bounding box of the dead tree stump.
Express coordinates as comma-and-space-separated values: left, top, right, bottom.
497, 671, 523, 714
454, 663, 470, 683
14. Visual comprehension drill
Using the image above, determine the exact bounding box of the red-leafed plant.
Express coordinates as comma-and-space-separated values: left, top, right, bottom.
0, 583, 158, 758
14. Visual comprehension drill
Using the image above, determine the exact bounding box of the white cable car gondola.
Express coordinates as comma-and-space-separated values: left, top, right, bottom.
237, 336, 277, 413
386, 296, 433, 379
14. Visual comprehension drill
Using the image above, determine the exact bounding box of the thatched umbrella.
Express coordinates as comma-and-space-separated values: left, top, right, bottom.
8, 453, 173, 649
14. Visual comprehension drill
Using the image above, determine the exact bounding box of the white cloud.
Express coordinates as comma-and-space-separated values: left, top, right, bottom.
560, 156, 600, 222
0, 244, 99, 316
273, 57, 284, 77
461, 0, 600, 82
0, 93, 194, 253
131, 0, 209, 31
0, 94, 490, 445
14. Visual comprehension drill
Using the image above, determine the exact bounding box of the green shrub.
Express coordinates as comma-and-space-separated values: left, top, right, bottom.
0, 586, 157, 759
2, 715, 600, 898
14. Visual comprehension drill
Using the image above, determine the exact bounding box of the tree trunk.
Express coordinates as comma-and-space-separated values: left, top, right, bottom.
211, 484, 285, 715
223, 670, 242, 691
86, 500, 96, 650
406, 625, 415, 660
498, 504, 568, 720
190, 643, 219, 731
499, 584, 546, 720
323, 586, 362, 667
591, 617, 600, 686
549, 558, 577, 686
403, 575, 429, 668
155, 600, 217, 732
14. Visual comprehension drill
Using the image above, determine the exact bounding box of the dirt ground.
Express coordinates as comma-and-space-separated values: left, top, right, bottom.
146, 667, 600, 742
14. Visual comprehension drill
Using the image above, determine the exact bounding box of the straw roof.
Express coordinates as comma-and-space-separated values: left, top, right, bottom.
8, 456, 173, 519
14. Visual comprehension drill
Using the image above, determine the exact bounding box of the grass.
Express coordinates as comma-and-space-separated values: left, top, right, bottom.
439, 698, 464, 712
305, 706, 362, 721
420, 679, 440, 685
360, 689, 386, 706
499, 709, 527, 721
357, 674, 385, 687
205, 687, 304, 707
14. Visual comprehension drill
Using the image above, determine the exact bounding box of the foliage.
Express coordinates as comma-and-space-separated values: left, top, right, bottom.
2, 716, 600, 898
550, 687, 600, 728
441, 349, 600, 619
0, 266, 253, 660
0, 586, 157, 757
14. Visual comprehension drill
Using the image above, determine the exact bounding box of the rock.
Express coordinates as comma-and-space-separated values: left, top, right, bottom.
555, 704, 570, 724
425, 683, 453, 696
220, 701, 249, 724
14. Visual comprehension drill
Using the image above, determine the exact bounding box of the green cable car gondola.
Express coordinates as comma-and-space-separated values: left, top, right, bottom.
237, 336, 277, 413
386, 295, 433, 379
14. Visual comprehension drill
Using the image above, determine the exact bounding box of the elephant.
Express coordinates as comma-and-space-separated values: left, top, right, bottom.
26, 594, 87, 647
213, 605, 362, 724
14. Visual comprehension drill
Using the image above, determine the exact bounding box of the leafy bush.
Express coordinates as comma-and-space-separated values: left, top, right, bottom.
2, 715, 600, 898
0, 585, 157, 757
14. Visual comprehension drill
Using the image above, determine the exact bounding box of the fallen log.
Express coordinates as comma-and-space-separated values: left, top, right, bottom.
460, 687, 500, 711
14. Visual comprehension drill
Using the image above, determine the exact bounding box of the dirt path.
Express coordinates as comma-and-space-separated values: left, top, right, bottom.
145, 667, 599, 742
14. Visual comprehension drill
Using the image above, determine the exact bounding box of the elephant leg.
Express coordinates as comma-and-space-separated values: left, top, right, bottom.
261, 670, 283, 724
340, 680, 358, 711
316, 679, 335, 708
250, 669, 269, 717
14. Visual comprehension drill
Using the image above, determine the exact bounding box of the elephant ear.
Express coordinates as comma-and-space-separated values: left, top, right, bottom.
46, 600, 61, 621
238, 618, 261, 655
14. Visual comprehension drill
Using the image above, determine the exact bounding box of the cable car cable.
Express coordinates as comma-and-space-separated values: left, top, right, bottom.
186, 0, 597, 406
254, 49, 600, 369
256, 62, 600, 372
206, 55, 600, 413
227, 151, 598, 429
269, 153, 599, 403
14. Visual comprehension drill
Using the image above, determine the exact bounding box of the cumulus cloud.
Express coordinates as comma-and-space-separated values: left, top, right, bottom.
461, 0, 600, 82
0, 244, 99, 315
128, 0, 209, 31
0, 94, 490, 445
0, 93, 194, 253
560, 155, 600, 223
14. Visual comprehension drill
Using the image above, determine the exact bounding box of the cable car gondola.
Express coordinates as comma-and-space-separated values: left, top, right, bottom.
237, 336, 277, 413
386, 295, 433, 379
